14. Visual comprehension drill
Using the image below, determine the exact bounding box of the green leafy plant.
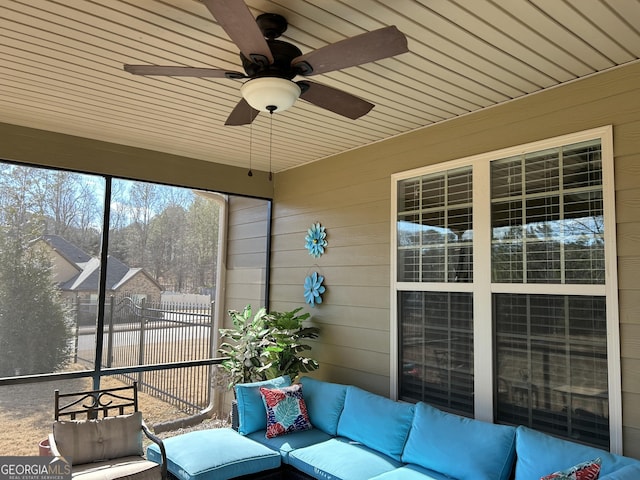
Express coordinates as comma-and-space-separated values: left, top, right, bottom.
217, 305, 319, 390
262, 307, 319, 380
217, 305, 272, 389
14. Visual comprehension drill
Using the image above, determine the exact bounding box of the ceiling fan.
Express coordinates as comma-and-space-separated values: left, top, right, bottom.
123, 0, 409, 126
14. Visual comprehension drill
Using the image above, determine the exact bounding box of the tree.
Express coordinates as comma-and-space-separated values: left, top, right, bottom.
42, 170, 102, 255
0, 223, 71, 376
147, 204, 188, 289
127, 181, 164, 267
184, 196, 219, 292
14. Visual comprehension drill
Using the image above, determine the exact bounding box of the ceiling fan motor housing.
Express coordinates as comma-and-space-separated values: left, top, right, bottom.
240, 40, 303, 79
239, 14, 305, 114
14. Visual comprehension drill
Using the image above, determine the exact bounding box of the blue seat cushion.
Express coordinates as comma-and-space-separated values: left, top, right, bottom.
235, 375, 291, 435
336, 386, 415, 461
402, 402, 516, 480
369, 465, 453, 480
247, 427, 332, 464
299, 376, 348, 435
515, 426, 639, 480
146, 428, 280, 480
288, 438, 402, 480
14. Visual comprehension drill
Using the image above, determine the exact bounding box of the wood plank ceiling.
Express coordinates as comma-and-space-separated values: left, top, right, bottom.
1, 0, 639, 174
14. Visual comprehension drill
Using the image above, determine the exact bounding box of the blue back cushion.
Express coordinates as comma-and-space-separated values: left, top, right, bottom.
402, 402, 516, 480
600, 464, 640, 479
299, 376, 348, 436
235, 375, 291, 435
515, 426, 639, 479
336, 386, 415, 461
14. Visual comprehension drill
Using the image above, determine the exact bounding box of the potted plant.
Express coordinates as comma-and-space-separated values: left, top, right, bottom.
216, 305, 320, 429
217, 305, 320, 389
261, 307, 319, 380
217, 305, 272, 390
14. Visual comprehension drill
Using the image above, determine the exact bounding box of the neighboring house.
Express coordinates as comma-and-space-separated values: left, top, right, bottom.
33, 234, 162, 304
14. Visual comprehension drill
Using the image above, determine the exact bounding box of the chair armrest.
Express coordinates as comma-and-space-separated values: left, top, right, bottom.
142, 421, 167, 480
48, 433, 62, 458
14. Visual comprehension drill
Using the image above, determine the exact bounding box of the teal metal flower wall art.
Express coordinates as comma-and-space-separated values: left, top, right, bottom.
304, 272, 326, 307
305, 222, 327, 258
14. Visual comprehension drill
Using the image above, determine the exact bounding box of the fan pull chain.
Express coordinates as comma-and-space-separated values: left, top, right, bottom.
267, 106, 276, 181
247, 116, 253, 177
269, 110, 273, 181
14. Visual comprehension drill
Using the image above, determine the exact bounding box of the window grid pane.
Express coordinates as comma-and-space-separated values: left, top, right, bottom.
399, 291, 474, 416
494, 294, 609, 449
491, 140, 604, 284
397, 167, 473, 283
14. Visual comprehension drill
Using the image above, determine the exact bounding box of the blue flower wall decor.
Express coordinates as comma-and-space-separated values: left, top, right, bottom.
304, 272, 326, 307
305, 222, 327, 258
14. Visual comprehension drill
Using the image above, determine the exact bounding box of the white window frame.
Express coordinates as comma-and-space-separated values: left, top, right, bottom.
390, 125, 621, 452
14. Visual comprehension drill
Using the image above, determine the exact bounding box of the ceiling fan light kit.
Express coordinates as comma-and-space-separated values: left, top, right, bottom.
123, 0, 409, 126
240, 77, 301, 113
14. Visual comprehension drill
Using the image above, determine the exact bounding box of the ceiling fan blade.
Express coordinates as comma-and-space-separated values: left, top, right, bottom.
202, 0, 273, 65
225, 98, 260, 125
298, 81, 374, 119
124, 65, 244, 78
292, 26, 408, 76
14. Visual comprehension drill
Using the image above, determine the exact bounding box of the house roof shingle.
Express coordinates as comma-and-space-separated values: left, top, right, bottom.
40, 234, 91, 265
38, 235, 161, 292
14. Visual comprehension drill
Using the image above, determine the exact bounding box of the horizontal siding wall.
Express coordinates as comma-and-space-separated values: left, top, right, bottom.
271, 61, 640, 456
224, 196, 270, 318
270, 175, 393, 395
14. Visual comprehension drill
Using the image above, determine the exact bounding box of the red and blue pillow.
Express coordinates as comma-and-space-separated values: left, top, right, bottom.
540, 458, 601, 480
259, 384, 313, 438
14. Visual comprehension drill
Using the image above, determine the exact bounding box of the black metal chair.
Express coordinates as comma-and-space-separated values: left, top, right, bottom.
49, 382, 167, 480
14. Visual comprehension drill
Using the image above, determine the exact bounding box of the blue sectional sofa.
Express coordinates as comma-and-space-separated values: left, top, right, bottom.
147, 375, 640, 480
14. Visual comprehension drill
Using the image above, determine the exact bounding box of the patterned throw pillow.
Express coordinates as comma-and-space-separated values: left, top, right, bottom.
259, 384, 313, 438
540, 458, 602, 480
